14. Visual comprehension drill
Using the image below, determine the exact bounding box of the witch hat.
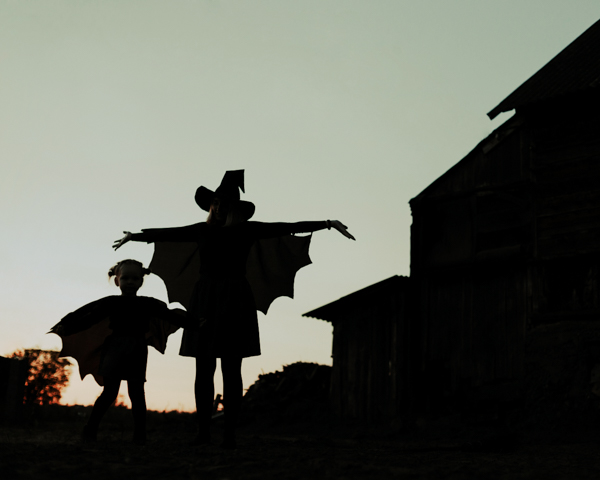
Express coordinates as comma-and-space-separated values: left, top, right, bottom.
195, 170, 255, 220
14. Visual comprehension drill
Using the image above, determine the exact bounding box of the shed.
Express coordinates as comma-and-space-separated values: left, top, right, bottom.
303, 275, 413, 422
410, 19, 600, 414
0, 356, 27, 422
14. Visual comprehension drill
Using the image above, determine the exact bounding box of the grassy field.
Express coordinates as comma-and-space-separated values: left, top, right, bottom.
2, 404, 600, 479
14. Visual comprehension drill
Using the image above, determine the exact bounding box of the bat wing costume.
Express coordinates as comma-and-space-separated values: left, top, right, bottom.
149, 234, 312, 314
131, 220, 326, 358
50, 296, 184, 386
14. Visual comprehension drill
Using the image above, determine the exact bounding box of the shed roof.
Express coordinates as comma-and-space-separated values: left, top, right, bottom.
487, 19, 600, 119
302, 275, 409, 322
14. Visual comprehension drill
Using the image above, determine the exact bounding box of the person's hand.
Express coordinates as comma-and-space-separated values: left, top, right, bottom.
113, 231, 132, 250
330, 220, 355, 240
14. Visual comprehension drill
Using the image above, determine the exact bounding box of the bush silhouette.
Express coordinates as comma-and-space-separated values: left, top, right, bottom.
8, 349, 71, 405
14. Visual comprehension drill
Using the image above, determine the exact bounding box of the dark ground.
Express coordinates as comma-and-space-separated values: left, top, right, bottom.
3, 363, 600, 479
2, 403, 600, 480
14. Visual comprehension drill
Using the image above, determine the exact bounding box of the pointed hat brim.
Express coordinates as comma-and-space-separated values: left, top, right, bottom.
195, 170, 255, 220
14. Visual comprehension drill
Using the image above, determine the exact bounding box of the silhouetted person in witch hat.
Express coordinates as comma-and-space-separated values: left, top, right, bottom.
114, 170, 354, 448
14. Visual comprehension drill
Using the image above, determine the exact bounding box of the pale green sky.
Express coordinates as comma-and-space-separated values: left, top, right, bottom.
1, 1, 599, 411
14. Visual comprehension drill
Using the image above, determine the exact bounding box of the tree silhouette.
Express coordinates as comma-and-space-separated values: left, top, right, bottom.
8, 349, 71, 405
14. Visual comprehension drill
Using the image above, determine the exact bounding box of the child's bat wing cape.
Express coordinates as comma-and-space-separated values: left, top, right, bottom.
49, 297, 114, 386
149, 235, 312, 313
49, 297, 182, 387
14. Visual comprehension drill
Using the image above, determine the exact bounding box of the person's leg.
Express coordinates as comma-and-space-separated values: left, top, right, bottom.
84, 378, 121, 440
127, 380, 147, 444
221, 357, 243, 448
194, 356, 217, 444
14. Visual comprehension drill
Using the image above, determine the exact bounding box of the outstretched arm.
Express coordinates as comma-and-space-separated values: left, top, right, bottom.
113, 223, 203, 250
244, 220, 355, 240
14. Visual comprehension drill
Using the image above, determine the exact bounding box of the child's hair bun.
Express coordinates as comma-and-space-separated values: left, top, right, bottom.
108, 259, 151, 282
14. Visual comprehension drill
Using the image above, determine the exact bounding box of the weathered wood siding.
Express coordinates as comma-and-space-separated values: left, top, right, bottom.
327, 276, 412, 422
410, 121, 530, 408
532, 109, 600, 262
415, 266, 527, 401
410, 97, 600, 412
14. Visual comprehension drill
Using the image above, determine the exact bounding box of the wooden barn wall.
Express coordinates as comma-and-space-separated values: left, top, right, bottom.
330, 282, 409, 422
520, 108, 600, 408
416, 266, 527, 404
410, 124, 531, 409
410, 97, 600, 413
531, 113, 600, 261
524, 108, 600, 324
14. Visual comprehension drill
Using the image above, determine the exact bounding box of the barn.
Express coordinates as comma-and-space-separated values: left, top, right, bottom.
410, 18, 600, 416
305, 19, 600, 423
0, 356, 27, 422
303, 276, 413, 423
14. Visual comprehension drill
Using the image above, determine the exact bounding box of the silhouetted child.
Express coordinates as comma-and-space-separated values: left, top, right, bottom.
51, 259, 186, 445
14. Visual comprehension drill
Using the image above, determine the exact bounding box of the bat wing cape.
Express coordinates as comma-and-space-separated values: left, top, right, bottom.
49, 296, 182, 386
149, 235, 313, 314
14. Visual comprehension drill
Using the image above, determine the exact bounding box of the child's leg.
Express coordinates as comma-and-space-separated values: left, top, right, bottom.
221, 357, 243, 448
127, 380, 146, 444
85, 378, 121, 438
194, 356, 216, 443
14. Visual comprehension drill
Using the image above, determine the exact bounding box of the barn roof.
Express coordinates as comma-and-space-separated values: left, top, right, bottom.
302, 275, 409, 322
487, 19, 600, 120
